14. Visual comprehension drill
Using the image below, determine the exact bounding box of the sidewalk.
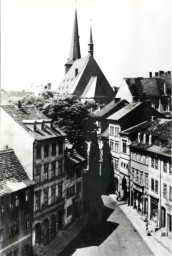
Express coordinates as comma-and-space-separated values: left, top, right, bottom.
115, 200, 171, 256
46, 214, 88, 256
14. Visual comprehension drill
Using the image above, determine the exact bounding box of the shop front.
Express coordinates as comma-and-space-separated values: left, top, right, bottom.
150, 196, 159, 225
132, 184, 143, 213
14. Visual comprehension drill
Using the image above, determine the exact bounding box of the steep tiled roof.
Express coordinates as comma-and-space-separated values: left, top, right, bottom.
131, 119, 172, 157
56, 55, 114, 99
1, 105, 66, 140
0, 149, 33, 196
65, 148, 85, 164
125, 75, 171, 97
107, 102, 142, 121
91, 99, 128, 119
120, 121, 150, 135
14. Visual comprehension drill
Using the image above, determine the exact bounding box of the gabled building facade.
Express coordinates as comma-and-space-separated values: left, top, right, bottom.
0, 148, 34, 256
56, 9, 114, 104
0, 104, 66, 246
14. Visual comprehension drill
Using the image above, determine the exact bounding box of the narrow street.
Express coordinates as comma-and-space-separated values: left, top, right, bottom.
59, 202, 153, 256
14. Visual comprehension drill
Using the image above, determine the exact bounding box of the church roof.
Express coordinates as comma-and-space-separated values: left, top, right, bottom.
56, 55, 114, 99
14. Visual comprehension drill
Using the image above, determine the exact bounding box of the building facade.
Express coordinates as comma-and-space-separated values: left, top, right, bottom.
0, 148, 34, 256
0, 104, 66, 246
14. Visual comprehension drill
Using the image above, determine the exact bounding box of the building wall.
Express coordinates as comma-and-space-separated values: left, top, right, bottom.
0, 108, 34, 180
115, 79, 133, 103
0, 187, 33, 256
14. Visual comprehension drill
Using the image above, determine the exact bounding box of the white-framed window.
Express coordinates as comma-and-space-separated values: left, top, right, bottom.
122, 140, 127, 154
115, 142, 119, 153
163, 183, 167, 198
110, 126, 114, 136
109, 140, 114, 151
115, 127, 119, 137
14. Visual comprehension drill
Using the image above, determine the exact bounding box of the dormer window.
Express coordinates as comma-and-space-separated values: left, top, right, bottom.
149, 134, 152, 145
138, 132, 141, 142
143, 134, 146, 144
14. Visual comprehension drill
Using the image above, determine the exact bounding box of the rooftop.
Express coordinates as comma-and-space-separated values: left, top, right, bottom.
1, 105, 66, 140
91, 99, 128, 119
120, 121, 150, 135
0, 148, 33, 196
107, 102, 142, 121
131, 119, 172, 157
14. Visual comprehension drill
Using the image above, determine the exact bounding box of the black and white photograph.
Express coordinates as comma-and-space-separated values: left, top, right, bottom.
0, 0, 171, 255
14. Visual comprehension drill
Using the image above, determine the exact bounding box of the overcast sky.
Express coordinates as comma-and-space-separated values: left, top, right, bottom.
1, 0, 171, 91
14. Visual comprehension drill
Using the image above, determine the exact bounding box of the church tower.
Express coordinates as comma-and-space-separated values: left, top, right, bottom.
65, 8, 81, 74
88, 22, 94, 56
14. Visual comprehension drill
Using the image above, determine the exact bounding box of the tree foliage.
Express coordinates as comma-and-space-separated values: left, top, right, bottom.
20, 93, 97, 146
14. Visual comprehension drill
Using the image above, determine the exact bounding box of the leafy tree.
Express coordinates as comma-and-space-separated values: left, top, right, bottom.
19, 94, 97, 147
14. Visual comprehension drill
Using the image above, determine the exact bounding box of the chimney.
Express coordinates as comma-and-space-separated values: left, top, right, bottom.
18, 100, 22, 108
138, 132, 141, 143
149, 72, 152, 78
151, 116, 155, 121
159, 71, 164, 76
3, 145, 9, 150
155, 72, 159, 76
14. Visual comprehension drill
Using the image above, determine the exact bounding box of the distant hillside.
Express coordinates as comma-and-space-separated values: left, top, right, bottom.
1, 90, 34, 105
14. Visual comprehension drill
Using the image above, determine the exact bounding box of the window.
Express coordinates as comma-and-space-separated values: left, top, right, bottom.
10, 195, 19, 209
58, 184, 63, 199
59, 141, 63, 155
136, 171, 139, 183
35, 165, 41, 183
145, 174, 148, 188
121, 162, 123, 167
169, 186, 172, 201
67, 206, 72, 217
131, 152, 133, 160
163, 183, 167, 198
151, 178, 154, 191
58, 160, 63, 175
51, 186, 56, 204
36, 145, 41, 159
151, 157, 158, 169
109, 141, 114, 151
76, 183, 81, 194
142, 155, 146, 164
140, 172, 143, 185
43, 189, 49, 207
110, 126, 114, 135
122, 140, 127, 154
52, 142, 56, 156
9, 221, 19, 238
67, 186, 75, 199
44, 144, 49, 158
25, 218, 30, 230
163, 161, 167, 173
114, 159, 118, 169
51, 161, 56, 178
35, 192, 41, 211
115, 142, 119, 153
44, 163, 49, 181
137, 154, 141, 162
25, 190, 30, 202
115, 127, 119, 137
131, 168, 135, 181
155, 180, 158, 193
170, 162, 172, 174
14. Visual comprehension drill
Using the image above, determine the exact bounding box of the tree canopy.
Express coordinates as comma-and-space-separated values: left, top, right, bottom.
20, 93, 97, 146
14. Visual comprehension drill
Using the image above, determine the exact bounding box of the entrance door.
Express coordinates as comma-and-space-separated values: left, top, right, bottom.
161, 207, 166, 228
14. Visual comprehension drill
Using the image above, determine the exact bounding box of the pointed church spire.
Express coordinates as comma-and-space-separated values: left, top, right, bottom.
68, 8, 81, 61
88, 20, 94, 56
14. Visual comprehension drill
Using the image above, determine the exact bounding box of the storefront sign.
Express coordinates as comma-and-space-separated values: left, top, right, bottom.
133, 184, 143, 193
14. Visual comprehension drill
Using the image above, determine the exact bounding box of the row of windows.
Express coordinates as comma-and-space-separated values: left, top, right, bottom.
66, 183, 81, 199
131, 152, 149, 165
110, 140, 119, 153
131, 168, 148, 188
163, 184, 172, 201
151, 157, 172, 174
0, 190, 30, 214
36, 141, 63, 159
35, 160, 63, 183
121, 161, 129, 170
109, 126, 119, 137
35, 184, 63, 212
